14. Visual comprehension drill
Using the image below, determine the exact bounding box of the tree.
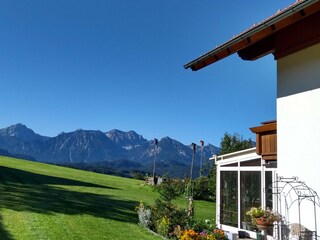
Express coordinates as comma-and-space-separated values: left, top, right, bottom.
191, 133, 254, 202
203, 132, 254, 202
219, 132, 254, 155
193, 176, 215, 201
150, 178, 188, 237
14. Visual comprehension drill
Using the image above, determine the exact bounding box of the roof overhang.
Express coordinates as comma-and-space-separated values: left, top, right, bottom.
184, 0, 320, 71
250, 120, 277, 161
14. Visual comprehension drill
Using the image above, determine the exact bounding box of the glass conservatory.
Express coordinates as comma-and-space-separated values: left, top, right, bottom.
212, 148, 277, 238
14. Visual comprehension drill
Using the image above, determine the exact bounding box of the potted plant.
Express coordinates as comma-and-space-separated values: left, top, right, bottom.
246, 207, 281, 227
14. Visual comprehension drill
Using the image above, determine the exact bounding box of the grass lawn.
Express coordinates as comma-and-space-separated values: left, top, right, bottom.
0, 156, 215, 240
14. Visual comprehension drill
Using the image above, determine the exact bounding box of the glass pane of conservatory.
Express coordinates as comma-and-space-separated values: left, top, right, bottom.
240, 171, 261, 230
240, 158, 261, 166
265, 171, 273, 209
220, 171, 238, 227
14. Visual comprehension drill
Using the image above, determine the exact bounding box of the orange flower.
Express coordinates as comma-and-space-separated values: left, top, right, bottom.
188, 229, 196, 236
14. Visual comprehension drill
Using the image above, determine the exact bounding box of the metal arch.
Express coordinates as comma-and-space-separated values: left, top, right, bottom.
267, 175, 320, 240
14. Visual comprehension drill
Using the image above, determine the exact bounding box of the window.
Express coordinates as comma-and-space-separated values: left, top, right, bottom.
265, 171, 273, 209
240, 158, 261, 166
220, 171, 238, 227
216, 148, 277, 235
240, 171, 261, 228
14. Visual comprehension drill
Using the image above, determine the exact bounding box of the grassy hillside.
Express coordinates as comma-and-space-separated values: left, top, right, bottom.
0, 156, 215, 240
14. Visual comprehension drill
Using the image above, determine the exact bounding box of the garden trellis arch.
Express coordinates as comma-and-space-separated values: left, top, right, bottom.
267, 176, 320, 240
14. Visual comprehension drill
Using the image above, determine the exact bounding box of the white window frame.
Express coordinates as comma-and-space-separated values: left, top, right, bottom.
213, 148, 277, 238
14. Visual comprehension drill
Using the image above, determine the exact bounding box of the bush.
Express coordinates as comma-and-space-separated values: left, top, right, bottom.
148, 177, 189, 237
136, 202, 151, 228
136, 177, 222, 238
186, 219, 216, 233
149, 197, 188, 236
156, 216, 170, 237
132, 171, 146, 180
193, 176, 215, 201
154, 178, 186, 203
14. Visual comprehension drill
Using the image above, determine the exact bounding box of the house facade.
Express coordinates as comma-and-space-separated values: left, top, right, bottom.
277, 38, 320, 232
185, 0, 320, 238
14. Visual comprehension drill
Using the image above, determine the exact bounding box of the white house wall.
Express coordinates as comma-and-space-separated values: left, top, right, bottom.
277, 43, 320, 232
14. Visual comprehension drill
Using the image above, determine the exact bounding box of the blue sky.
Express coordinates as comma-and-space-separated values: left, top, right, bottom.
0, 0, 294, 146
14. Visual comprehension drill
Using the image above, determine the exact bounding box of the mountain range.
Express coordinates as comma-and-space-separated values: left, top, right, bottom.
0, 123, 220, 178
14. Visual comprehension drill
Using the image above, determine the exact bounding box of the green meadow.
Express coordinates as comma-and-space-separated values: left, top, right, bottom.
0, 156, 215, 240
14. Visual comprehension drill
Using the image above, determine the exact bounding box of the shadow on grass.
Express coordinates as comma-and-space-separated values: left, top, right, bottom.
0, 166, 139, 238
0, 215, 14, 240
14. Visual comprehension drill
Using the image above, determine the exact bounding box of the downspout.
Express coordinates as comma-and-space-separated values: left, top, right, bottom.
261, 158, 266, 209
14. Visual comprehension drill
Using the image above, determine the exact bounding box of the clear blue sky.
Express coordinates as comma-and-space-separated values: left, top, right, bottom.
0, 0, 294, 146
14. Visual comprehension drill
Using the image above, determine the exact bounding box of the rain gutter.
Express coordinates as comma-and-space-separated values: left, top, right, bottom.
184, 0, 319, 71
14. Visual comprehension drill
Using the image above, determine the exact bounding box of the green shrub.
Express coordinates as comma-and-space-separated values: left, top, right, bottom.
193, 176, 215, 201
149, 177, 189, 237
186, 218, 216, 233
150, 198, 188, 235
156, 216, 170, 237
153, 178, 185, 203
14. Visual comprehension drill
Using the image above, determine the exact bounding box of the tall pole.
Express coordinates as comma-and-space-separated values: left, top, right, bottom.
200, 140, 204, 177
188, 143, 196, 218
152, 138, 158, 185
190, 143, 196, 181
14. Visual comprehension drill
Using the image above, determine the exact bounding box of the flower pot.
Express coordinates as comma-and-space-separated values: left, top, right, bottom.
255, 218, 268, 226
255, 218, 273, 232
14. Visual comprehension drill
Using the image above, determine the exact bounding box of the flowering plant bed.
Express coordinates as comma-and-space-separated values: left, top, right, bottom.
173, 227, 227, 240
136, 178, 222, 239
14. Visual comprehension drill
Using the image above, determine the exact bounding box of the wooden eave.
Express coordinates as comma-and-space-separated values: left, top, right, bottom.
184, 0, 320, 71
250, 121, 277, 133
250, 121, 277, 161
